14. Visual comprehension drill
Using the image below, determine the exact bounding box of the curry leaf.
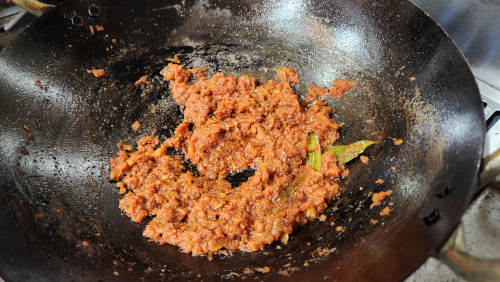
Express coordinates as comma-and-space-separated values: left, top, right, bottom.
324, 140, 377, 165
306, 132, 321, 172
283, 138, 376, 200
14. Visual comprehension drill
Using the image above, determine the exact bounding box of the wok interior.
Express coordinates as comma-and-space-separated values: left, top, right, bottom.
0, 0, 484, 281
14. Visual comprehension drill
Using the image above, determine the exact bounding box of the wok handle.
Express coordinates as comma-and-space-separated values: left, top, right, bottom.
439, 223, 500, 282
478, 148, 500, 190
11, 0, 55, 17
439, 148, 500, 281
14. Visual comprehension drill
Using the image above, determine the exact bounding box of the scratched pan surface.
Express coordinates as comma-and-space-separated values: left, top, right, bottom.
0, 0, 484, 281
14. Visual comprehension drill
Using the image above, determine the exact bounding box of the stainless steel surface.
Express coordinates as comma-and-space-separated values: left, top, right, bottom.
0, 3, 35, 49
408, 189, 500, 282
481, 80, 500, 124
408, 0, 500, 281
480, 80, 500, 163
411, 0, 500, 93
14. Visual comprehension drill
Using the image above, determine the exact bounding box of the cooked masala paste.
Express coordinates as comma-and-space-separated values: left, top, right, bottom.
109, 64, 356, 256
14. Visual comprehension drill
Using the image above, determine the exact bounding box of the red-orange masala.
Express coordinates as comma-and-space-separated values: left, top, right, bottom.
109, 64, 356, 256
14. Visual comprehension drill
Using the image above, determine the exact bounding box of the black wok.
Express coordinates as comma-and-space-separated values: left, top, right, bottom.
0, 0, 484, 281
